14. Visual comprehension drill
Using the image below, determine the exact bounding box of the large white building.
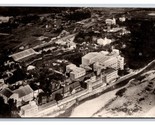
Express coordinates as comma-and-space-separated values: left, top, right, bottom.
81, 52, 99, 66
81, 49, 124, 70
102, 68, 118, 83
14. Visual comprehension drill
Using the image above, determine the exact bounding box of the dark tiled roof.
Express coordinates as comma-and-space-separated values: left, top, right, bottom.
0, 88, 13, 98
14, 85, 33, 98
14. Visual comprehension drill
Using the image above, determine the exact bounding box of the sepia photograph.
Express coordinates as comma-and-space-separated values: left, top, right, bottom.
0, 6, 155, 119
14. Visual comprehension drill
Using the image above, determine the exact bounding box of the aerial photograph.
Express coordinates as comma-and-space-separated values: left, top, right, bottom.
0, 7, 155, 118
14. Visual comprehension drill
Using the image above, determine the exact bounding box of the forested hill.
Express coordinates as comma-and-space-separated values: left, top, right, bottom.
0, 7, 79, 16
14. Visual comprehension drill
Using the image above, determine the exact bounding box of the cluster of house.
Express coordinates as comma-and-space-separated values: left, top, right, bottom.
0, 48, 124, 117
0, 15, 127, 117
65, 48, 124, 90
0, 84, 41, 116
55, 33, 77, 50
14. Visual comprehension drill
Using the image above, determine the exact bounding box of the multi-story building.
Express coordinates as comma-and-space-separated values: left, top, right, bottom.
66, 64, 86, 81
82, 49, 124, 71
66, 64, 77, 73
0, 88, 14, 103
101, 56, 118, 69
81, 52, 99, 66
102, 68, 118, 83
13, 85, 34, 107
70, 67, 86, 81
0, 85, 34, 106
117, 56, 124, 70
20, 101, 38, 117
85, 75, 104, 91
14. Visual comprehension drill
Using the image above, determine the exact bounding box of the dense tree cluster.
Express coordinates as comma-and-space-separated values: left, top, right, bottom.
0, 7, 78, 16
64, 9, 91, 21
123, 19, 155, 69
0, 96, 17, 117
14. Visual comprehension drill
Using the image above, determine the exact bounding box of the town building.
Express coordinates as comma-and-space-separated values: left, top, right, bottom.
0, 88, 14, 103
102, 68, 118, 83
9, 48, 39, 62
117, 56, 124, 70
33, 89, 44, 98
105, 18, 116, 25
55, 34, 76, 45
13, 85, 34, 107
0, 84, 34, 106
66, 64, 86, 81
0, 79, 8, 91
70, 67, 86, 81
81, 49, 124, 70
81, 52, 99, 66
85, 75, 104, 92
20, 101, 38, 117
66, 64, 77, 73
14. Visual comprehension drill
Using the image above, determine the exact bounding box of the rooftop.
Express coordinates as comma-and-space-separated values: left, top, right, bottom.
0, 88, 13, 98
10, 48, 38, 62
71, 67, 85, 74
103, 68, 116, 74
21, 101, 37, 111
14, 85, 33, 98
82, 52, 99, 60
83, 49, 120, 62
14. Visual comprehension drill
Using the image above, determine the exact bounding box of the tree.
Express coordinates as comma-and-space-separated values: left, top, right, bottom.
55, 93, 63, 102
0, 96, 11, 117
37, 92, 44, 105
115, 88, 127, 97
0, 96, 5, 115
8, 98, 17, 112
80, 81, 87, 89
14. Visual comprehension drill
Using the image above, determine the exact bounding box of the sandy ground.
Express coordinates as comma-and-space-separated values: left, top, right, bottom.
70, 89, 118, 117
70, 71, 155, 118
145, 106, 155, 117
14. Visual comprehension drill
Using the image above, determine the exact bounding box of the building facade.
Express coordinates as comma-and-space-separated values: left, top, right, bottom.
70, 67, 86, 80
13, 85, 34, 107
66, 64, 86, 81
20, 101, 38, 117
102, 68, 118, 83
